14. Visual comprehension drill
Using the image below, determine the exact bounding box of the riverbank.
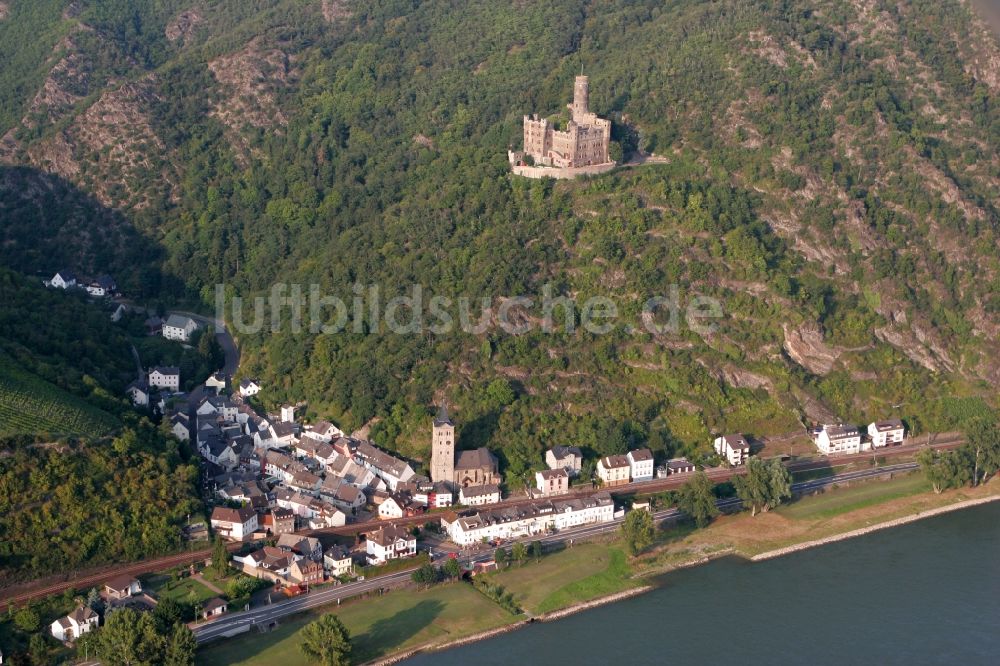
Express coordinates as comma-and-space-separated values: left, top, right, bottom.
197, 474, 1000, 665
751, 494, 1000, 561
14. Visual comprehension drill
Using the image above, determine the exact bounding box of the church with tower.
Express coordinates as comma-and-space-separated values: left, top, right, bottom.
431, 406, 500, 489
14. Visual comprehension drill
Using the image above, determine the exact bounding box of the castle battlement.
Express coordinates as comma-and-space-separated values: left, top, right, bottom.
512, 76, 615, 178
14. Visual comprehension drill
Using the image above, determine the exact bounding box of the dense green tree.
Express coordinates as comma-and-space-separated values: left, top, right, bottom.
411, 563, 440, 587
530, 540, 543, 561
734, 457, 792, 516
152, 597, 186, 634
90, 608, 165, 666
677, 471, 720, 528
621, 508, 655, 556
511, 542, 528, 565
211, 538, 232, 577
300, 614, 352, 666
442, 557, 462, 580
163, 624, 197, 666
494, 547, 509, 568
13, 607, 39, 633
963, 416, 1000, 486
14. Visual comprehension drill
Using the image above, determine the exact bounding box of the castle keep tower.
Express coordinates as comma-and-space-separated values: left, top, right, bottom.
572, 75, 590, 122
430, 405, 455, 484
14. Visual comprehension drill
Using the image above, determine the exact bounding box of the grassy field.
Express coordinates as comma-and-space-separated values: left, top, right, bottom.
487, 543, 638, 615
196, 581, 517, 665
144, 573, 221, 605
0, 354, 118, 437
777, 473, 932, 520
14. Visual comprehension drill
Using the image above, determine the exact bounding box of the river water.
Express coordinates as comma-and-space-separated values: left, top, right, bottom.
406, 503, 1000, 665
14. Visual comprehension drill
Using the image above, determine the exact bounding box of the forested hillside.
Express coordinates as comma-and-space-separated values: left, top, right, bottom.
1, 0, 998, 478
0, 268, 132, 437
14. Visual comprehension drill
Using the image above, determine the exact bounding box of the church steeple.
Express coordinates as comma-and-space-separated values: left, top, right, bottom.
431, 403, 455, 484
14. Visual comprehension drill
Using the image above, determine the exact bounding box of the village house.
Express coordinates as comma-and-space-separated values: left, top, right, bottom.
320, 476, 367, 513
171, 413, 190, 441
535, 468, 570, 496
239, 378, 262, 397
308, 503, 347, 529
126, 380, 149, 407
277, 533, 323, 561
815, 424, 863, 455
324, 546, 354, 578
162, 314, 199, 342
148, 366, 180, 392
545, 446, 583, 476
263, 507, 296, 535
235, 546, 294, 583
205, 372, 227, 392
445, 492, 615, 546
327, 455, 381, 490
50, 606, 99, 642
355, 440, 416, 490
868, 419, 905, 448
308, 420, 343, 442
366, 525, 417, 565
459, 483, 502, 506
714, 434, 751, 466
289, 558, 324, 585
85, 275, 117, 297
202, 598, 227, 619
210, 506, 259, 541
626, 448, 655, 482
110, 302, 127, 322
49, 270, 78, 289
104, 575, 142, 601
664, 458, 696, 475
597, 455, 631, 487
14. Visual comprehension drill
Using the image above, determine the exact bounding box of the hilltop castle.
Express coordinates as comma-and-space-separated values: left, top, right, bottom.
510, 75, 615, 179
430, 405, 500, 489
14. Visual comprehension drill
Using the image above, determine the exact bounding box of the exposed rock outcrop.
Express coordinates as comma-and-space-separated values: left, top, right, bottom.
782, 323, 842, 375
208, 40, 293, 130
165, 9, 203, 45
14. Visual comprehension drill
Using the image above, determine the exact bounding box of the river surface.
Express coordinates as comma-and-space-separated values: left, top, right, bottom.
406, 503, 1000, 665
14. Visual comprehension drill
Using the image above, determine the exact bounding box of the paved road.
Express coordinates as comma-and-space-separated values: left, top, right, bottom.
193, 462, 919, 644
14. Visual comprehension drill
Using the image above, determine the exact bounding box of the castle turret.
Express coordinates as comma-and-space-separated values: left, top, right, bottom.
431, 404, 455, 484
572, 75, 590, 122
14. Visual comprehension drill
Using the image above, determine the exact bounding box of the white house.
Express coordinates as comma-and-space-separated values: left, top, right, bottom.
205, 372, 227, 392
366, 525, 416, 565
148, 366, 180, 392
597, 455, 631, 486
126, 380, 149, 407
713, 434, 751, 466
445, 492, 615, 547
202, 598, 227, 619
163, 314, 199, 342
110, 303, 127, 322
626, 448, 655, 481
170, 413, 190, 441
49, 270, 77, 289
816, 424, 862, 455
280, 404, 295, 423
868, 419, 905, 448
211, 506, 259, 541
104, 575, 142, 600
459, 483, 502, 506
378, 494, 407, 519
239, 378, 262, 397
324, 546, 354, 578
535, 469, 569, 496
355, 441, 416, 491
545, 446, 583, 476
85, 275, 116, 297
50, 606, 99, 642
